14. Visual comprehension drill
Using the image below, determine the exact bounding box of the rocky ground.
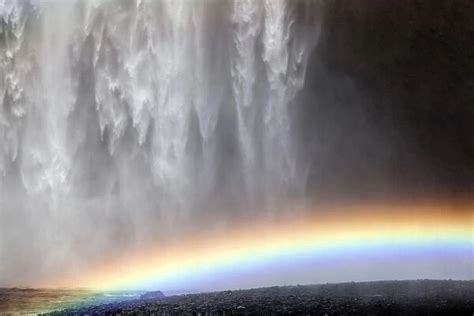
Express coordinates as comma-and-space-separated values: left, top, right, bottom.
47, 280, 474, 315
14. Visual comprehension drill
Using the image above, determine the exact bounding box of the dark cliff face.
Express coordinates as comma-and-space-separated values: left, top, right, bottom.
298, 0, 474, 202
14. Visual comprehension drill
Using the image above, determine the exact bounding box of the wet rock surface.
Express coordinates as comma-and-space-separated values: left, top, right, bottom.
47, 280, 474, 315
299, 0, 474, 201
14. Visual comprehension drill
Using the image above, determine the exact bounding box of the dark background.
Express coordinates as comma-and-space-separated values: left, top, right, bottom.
297, 0, 474, 202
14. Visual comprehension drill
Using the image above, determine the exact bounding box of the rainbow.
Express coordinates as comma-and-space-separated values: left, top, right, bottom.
52, 201, 473, 292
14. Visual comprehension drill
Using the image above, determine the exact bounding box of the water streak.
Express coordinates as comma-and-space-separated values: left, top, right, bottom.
0, 0, 321, 286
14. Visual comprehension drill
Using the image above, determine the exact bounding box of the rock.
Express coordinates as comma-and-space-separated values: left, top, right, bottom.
139, 291, 165, 300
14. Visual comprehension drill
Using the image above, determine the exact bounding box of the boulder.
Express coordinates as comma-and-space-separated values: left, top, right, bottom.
140, 290, 165, 300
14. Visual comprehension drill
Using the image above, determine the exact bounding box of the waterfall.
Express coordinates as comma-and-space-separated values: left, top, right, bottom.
0, 0, 321, 283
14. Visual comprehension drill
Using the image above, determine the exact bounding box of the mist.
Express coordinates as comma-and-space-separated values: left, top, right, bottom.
1, 0, 473, 288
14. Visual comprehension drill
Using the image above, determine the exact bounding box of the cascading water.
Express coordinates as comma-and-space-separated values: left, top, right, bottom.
0, 0, 321, 285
